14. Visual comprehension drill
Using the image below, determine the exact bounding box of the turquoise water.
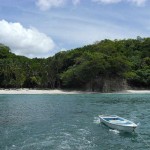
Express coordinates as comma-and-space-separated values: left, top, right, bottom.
0, 94, 150, 150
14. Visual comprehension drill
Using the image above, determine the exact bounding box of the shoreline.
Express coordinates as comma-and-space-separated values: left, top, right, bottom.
0, 89, 96, 94
0, 89, 150, 94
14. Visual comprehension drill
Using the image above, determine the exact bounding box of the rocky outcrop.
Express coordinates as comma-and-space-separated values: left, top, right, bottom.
85, 76, 127, 92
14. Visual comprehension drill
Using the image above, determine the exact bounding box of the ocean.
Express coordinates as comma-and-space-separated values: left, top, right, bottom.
0, 94, 150, 150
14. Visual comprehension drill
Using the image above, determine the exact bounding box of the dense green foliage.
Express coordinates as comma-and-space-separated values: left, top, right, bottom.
0, 37, 150, 90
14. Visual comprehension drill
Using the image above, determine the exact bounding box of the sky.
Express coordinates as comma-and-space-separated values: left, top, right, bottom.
0, 0, 150, 58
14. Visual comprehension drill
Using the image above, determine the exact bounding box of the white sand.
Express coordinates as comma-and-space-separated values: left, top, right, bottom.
0, 89, 94, 94
0, 89, 150, 94
126, 90, 150, 94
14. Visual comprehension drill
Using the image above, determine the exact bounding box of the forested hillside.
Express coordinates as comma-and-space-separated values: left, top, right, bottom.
0, 37, 150, 92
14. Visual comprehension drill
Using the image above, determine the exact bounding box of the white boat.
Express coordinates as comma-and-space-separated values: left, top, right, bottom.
99, 115, 137, 132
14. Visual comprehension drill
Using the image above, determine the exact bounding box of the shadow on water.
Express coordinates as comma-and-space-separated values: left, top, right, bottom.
119, 131, 138, 138
100, 122, 138, 138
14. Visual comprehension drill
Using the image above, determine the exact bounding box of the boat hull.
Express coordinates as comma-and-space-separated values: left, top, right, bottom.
99, 116, 137, 132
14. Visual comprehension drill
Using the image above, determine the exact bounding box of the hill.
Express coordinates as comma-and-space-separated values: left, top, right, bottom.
0, 37, 150, 92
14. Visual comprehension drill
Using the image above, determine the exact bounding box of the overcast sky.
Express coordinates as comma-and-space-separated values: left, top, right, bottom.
0, 0, 150, 58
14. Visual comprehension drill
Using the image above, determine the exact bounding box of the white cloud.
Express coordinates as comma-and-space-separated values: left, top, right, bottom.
129, 0, 147, 6
92, 0, 121, 4
72, 0, 80, 5
0, 20, 55, 58
92, 0, 148, 6
36, 0, 147, 10
36, 0, 80, 10
36, 0, 66, 11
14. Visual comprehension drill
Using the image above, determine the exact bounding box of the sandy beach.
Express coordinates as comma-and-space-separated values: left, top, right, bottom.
0, 89, 150, 94
126, 90, 150, 94
0, 89, 95, 94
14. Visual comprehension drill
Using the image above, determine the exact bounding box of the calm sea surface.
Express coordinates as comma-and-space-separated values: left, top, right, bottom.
0, 94, 150, 150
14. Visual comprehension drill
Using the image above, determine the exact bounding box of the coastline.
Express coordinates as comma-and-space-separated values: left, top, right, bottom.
0, 89, 150, 94
0, 89, 96, 94
125, 90, 150, 94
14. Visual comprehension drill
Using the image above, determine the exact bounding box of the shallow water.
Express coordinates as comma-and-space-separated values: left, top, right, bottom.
0, 94, 150, 150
